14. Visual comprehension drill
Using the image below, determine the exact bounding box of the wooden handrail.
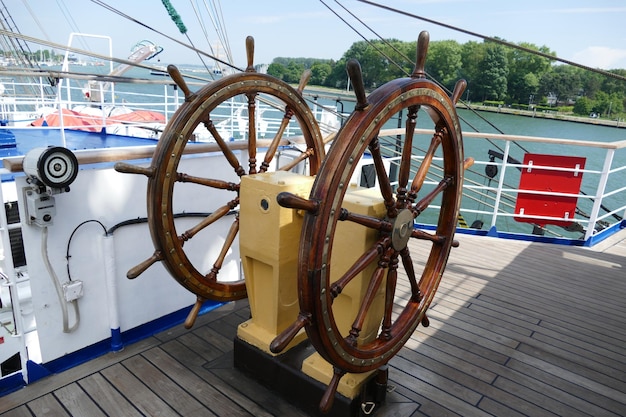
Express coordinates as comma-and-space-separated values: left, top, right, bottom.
2, 139, 287, 173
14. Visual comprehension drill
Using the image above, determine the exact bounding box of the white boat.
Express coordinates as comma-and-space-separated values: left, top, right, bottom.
0, 2, 625, 416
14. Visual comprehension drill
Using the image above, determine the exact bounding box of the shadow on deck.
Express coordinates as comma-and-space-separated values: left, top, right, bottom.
1, 232, 625, 416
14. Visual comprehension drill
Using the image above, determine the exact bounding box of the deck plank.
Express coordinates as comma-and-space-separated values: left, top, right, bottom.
121, 354, 215, 417
0, 406, 33, 417
1, 232, 625, 416
25, 394, 69, 417
100, 363, 179, 416
77, 373, 143, 417
53, 383, 106, 417
142, 346, 253, 417
0, 336, 160, 414
159, 339, 266, 417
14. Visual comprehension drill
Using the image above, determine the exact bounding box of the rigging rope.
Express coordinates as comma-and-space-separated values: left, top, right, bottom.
328, 0, 622, 229
209, 0, 233, 64
161, 0, 214, 77
196, 0, 234, 67
88, 0, 243, 73
358, 0, 626, 83
185, 0, 231, 76
319, 0, 407, 78
323, 0, 522, 155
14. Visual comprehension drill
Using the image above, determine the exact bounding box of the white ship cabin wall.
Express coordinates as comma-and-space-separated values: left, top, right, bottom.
2, 151, 248, 369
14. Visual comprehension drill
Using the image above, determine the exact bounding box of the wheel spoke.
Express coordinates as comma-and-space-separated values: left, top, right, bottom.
246, 93, 258, 174
411, 228, 449, 245
330, 236, 390, 299
396, 105, 420, 205
180, 198, 238, 243
177, 172, 238, 191
204, 117, 246, 177
380, 253, 399, 340
259, 116, 289, 173
206, 216, 240, 281
399, 246, 422, 302
345, 246, 393, 347
368, 136, 396, 216
408, 129, 443, 201
278, 147, 315, 172
338, 208, 392, 232
413, 175, 453, 216
260, 93, 305, 173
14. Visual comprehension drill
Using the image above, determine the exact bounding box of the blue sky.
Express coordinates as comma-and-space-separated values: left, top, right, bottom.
10, 0, 626, 70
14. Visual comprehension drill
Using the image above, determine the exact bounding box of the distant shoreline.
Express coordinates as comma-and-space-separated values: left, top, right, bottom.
302, 85, 625, 129
458, 103, 625, 129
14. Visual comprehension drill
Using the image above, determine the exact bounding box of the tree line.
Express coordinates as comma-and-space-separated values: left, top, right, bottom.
267, 39, 626, 119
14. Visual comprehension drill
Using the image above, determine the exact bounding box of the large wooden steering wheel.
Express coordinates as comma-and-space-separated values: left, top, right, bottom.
115, 36, 324, 327
272, 31, 469, 411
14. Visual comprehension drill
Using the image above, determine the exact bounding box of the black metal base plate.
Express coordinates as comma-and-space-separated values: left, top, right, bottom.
233, 337, 386, 417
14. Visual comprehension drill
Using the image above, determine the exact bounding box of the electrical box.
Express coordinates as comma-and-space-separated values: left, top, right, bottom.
63, 280, 84, 302
24, 189, 56, 227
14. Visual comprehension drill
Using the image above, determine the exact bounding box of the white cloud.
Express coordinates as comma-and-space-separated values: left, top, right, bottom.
572, 46, 626, 70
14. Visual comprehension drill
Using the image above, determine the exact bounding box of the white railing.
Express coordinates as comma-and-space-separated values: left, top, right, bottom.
366, 128, 626, 246
462, 131, 626, 245
0, 74, 337, 142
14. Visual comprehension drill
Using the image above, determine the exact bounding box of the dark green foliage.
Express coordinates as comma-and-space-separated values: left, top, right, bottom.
474, 42, 509, 101
573, 96, 592, 115
266, 37, 624, 118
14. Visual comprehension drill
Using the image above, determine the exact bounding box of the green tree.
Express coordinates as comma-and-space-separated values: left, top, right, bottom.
382, 39, 414, 80
579, 71, 603, 99
425, 40, 463, 91
506, 43, 554, 103
593, 91, 624, 117
539, 65, 582, 104
267, 62, 287, 80
284, 61, 306, 83
474, 42, 508, 101
334, 39, 413, 89
459, 41, 487, 102
600, 70, 626, 113
324, 57, 349, 89
601, 69, 626, 95
573, 96, 592, 115
348, 40, 389, 88
310, 61, 332, 85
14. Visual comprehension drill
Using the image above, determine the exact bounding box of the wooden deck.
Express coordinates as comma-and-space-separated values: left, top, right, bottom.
1, 231, 625, 417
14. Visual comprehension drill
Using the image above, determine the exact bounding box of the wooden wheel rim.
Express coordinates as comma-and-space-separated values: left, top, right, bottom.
148, 72, 324, 301
300, 77, 463, 373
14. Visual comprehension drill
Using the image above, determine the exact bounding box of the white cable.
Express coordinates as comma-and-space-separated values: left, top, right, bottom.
41, 226, 80, 333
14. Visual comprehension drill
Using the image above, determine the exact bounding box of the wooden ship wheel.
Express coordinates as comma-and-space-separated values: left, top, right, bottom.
115, 36, 325, 327
272, 31, 471, 411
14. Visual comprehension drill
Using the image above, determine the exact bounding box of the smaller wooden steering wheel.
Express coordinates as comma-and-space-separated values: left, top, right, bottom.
115, 36, 325, 327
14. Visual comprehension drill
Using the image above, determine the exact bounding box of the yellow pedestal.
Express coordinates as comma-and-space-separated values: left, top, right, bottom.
237, 171, 315, 354
237, 171, 387, 400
